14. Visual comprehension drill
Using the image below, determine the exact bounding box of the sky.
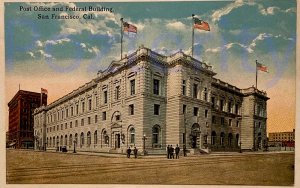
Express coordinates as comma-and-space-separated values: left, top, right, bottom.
5, 0, 296, 134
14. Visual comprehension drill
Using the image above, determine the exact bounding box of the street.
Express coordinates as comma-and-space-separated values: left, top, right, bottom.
6, 149, 294, 185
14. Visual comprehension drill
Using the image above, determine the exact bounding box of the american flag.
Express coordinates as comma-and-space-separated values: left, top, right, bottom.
123, 22, 137, 33
193, 17, 210, 31
41, 88, 48, 94
257, 63, 268, 73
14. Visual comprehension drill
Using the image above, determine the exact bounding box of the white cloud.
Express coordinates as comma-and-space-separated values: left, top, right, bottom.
211, 0, 245, 22
260, 6, 296, 15
80, 43, 86, 48
35, 40, 43, 47
27, 51, 35, 58
38, 50, 52, 58
166, 21, 186, 30
44, 38, 71, 45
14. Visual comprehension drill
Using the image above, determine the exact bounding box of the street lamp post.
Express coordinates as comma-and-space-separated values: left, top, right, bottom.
73, 139, 77, 153
142, 134, 147, 156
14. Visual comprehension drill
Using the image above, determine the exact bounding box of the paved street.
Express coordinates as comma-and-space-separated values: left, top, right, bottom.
6, 149, 294, 185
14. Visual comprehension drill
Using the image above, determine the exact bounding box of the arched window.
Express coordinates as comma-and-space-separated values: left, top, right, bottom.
80, 132, 84, 147
75, 133, 78, 147
64, 135, 68, 146
53, 137, 55, 147
152, 125, 161, 148
94, 131, 98, 145
56, 136, 59, 146
69, 134, 73, 148
220, 132, 225, 146
228, 133, 233, 146
50, 137, 52, 147
211, 131, 217, 145
60, 135, 63, 145
130, 127, 135, 144
87, 131, 91, 147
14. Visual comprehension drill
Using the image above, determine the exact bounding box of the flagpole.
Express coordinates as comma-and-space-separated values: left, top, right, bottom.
192, 14, 195, 57
255, 60, 258, 89
120, 18, 124, 59
40, 89, 42, 106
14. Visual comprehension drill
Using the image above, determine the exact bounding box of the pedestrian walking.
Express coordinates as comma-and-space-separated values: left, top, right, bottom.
170, 145, 174, 159
127, 147, 132, 158
166, 145, 170, 159
175, 144, 180, 159
183, 144, 187, 157
133, 147, 138, 158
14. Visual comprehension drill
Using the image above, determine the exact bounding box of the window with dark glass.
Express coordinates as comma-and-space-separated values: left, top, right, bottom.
220, 99, 224, 111
221, 117, 225, 125
193, 84, 198, 98
130, 79, 135, 95
88, 99, 92, 111
182, 80, 186, 95
104, 91, 108, 104
205, 109, 208, 118
194, 107, 198, 116
82, 102, 85, 113
129, 104, 134, 115
115, 86, 120, 100
102, 111, 106, 120
153, 79, 160, 95
154, 104, 160, 115
183, 104, 186, 114
212, 116, 216, 124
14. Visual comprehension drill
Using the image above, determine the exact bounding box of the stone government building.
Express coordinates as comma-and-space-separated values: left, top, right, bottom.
33, 46, 269, 154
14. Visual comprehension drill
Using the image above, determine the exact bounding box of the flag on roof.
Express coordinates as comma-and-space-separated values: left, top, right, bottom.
193, 17, 210, 31
41, 88, 48, 94
257, 63, 268, 73
123, 22, 137, 33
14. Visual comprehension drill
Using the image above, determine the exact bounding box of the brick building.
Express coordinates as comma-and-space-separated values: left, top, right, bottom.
8, 90, 47, 149
268, 129, 295, 147
33, 46, 269, 154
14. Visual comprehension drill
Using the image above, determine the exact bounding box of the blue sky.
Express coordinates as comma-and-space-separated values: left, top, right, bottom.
5, 0, 296, 132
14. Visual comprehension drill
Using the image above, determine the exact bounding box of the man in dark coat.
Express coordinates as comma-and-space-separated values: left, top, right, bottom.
127, 147, 131, 158
175, 144, 180, 159
166, 145, 170, 159
133, 147, 138, 158
170, 145, 174, 159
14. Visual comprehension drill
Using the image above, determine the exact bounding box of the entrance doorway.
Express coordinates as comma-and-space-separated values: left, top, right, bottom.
115, 134, 120, 148
191, 123, 201, 148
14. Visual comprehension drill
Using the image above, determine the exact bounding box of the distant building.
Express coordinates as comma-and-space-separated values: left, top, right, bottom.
33, 46, 269, 154
8, 90, 47, 149
268, 129, 295, 147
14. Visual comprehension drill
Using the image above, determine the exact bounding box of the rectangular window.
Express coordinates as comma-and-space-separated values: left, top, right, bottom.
220, 100, 224, 111
104, 91, 108, 104
95, 96, 99, 107
193, 84, 198, 98
71, 107, 73, 116
229, 119, 232, 126
115, 86, 120, 100
88, 117, 91, 124
61, 124, 63, 130
129, 104, 134, 115
211, 97, 215, 108
153, 79, 160, 95
70, 121, 72, 128
66, 109, 69, 117
154, 104, 160, 115
183, 104, 186, 114
81, 118, 84, 126
130, 79, 135, 95
76, 104, 79, 115
57, 112, 60, 120
235, 104, 239, 114
212, 116, 216, 124
102, 111, 106, 120
221, 117, 225, 125
62, 111, 64, 119
65, 123, 67, 129
228, 101, 232, 113
88, 99, 92, 111
205, 109, 208, 118
82, 102, 85, 113
194, 107, 199, 116
75, 120, 78, 127
182, 80, 186, 95
95, 115, 98, 123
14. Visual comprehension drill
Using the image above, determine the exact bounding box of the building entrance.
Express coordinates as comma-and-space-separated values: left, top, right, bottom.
115, 134, 120, 148
190, 123, 201, 148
